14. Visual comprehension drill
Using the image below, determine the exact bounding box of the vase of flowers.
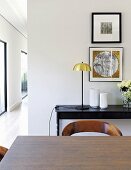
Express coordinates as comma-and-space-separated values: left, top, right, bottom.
117, 80, 131, 108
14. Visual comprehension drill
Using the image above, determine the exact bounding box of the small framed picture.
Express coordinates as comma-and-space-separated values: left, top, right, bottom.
92, 13, 122, 43
89, 47, 123, 82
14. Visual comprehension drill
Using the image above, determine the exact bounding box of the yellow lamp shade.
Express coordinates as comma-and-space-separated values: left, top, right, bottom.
73, 62, 91, 71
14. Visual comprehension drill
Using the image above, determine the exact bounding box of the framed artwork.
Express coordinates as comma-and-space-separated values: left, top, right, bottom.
92, 13, 122, 43
89, 47, 123, 82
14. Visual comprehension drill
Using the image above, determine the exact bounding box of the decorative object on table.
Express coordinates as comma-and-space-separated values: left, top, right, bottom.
73, 62, 91, 110
89, 47, 123, 82
100, 93, 108, 109
89, 88, 100, 108
117, 80, 131, 108
91, 12, 122, 43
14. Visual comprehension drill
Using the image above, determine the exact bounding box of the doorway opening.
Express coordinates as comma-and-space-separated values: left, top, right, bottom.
0, 40, 7, 115
21, 51, 28, 99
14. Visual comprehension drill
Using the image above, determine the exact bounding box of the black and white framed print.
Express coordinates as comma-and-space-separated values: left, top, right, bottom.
89, 47, 123, 82
92, 13, 122, 43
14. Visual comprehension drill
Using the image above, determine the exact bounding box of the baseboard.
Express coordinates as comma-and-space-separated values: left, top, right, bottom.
8, 100, 22, 112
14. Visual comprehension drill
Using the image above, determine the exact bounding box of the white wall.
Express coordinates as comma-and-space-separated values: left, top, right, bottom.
28, 0, 131, 135
0, 15, 27, 111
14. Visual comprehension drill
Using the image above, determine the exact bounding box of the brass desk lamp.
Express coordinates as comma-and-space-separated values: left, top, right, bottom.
73, 62, 91, 110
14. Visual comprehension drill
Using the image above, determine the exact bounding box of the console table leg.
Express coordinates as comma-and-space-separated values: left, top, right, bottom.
57, 114, 59, 136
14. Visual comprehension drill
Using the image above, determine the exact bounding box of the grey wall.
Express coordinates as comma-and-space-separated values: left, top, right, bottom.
28, 0, 131, 135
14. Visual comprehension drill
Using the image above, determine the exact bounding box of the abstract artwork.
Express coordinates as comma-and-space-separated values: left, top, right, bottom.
101, 22, 112, 34
89, 47, 123, 81
92, 13, 122, 43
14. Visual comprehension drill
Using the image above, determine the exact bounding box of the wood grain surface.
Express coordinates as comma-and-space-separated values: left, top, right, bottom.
0, 136, 131, 170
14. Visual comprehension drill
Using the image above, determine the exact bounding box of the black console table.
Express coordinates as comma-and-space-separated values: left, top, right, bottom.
55, 105, 131, 136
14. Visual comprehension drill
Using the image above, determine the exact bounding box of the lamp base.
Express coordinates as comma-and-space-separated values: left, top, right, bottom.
75, 105, 89, 110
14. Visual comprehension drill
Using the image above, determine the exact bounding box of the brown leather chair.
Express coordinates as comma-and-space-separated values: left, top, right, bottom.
0, 146, 8, 161
62, 120, 122, 136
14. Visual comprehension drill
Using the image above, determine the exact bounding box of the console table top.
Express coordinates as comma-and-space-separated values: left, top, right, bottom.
55, 105, 131, 113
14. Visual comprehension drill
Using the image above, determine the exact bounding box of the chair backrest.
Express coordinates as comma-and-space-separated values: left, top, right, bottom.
62, 120, 122, 136
0, 146, 8, 161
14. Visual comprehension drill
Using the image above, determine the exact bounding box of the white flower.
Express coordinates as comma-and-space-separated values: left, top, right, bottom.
117, 80, 131, 101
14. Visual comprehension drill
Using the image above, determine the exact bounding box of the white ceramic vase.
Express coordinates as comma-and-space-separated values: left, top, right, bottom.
89, 88, 100, 108
100, 93, 108, 109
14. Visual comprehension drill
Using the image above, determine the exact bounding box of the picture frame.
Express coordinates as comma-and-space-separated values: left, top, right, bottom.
89, 47, 123, 82
92, 13, 122, 43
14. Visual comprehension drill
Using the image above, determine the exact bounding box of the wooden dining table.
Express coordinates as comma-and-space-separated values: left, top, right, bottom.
0, 136, 131, 170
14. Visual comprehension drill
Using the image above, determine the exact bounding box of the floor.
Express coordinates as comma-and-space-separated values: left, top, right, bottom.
0, 97, 28, 149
